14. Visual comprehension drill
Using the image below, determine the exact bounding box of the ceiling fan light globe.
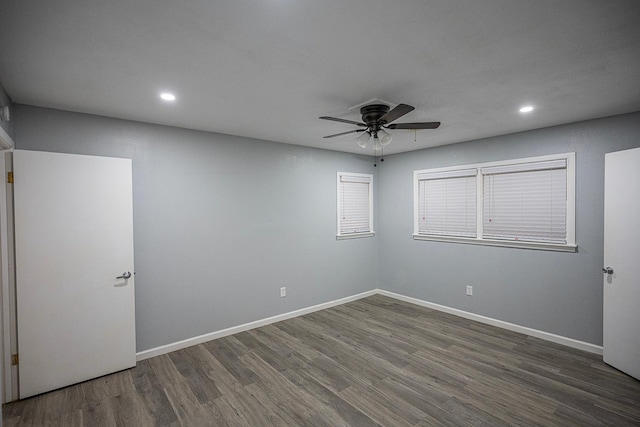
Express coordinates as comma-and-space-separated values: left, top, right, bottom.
355, 132, 371, 148
378, 129, 392, 146
373, 138, 383, 151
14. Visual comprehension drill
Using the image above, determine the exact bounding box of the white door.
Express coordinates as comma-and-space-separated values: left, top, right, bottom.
603, 146, 640, 380
14, 150, 136, 398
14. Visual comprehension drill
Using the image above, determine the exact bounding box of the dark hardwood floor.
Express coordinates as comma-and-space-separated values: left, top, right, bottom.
3, 294, 640, 426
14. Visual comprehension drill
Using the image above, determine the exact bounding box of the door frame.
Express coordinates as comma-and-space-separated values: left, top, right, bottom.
0, 125, 17, 403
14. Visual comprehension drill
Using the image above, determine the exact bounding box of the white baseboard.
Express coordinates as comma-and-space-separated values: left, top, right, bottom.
137, 288, 602, 361
377, 290, 603, 355
136, 290, 377, 361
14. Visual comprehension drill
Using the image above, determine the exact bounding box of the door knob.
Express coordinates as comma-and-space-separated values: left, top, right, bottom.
116, 271, 132, 279
602, 267, 614, 275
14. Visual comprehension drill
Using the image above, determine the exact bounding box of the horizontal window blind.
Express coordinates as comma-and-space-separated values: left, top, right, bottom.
483, 160, 567, 243
417, 168, 477, 181
418, 170, 477, 237
339, 174, 371, 234
481, 159, 566, 175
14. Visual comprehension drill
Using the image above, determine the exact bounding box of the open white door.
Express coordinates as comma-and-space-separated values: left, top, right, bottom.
14, 150, 136, 398
603, 146, 640, 380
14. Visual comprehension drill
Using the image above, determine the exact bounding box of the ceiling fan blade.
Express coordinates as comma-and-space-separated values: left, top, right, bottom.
319, 116, 367, 127
323, 129, 366, 139
378, 104, 415, 124
387, 122, 441, 130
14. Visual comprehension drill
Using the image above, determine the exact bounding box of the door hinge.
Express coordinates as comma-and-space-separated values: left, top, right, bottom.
7, 171, 13, 184
11, 354, 18, 366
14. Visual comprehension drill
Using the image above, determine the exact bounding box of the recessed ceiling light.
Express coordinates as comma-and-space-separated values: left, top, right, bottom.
160, 93, 176, 101
519, 105, 534, 113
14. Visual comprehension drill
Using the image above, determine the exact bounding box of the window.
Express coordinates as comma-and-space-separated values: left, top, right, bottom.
337, 172, 374, 239
414, 153, 576, 251
483, 159, 567, 244
417, 169, 477, 238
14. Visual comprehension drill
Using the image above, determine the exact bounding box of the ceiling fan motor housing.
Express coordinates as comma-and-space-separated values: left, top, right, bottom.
360, 104, 390, 133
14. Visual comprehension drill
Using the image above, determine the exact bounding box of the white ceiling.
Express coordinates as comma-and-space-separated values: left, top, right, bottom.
1, 1, 639, 155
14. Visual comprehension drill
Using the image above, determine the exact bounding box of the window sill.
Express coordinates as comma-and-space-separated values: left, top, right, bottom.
337, 232, 375, 240
412, 234, 577, 252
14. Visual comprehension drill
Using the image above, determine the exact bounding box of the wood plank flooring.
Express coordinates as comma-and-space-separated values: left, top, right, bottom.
4, 295, 640, 426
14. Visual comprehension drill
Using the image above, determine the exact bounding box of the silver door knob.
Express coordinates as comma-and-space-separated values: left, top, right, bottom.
116, 271, 132, 279
602, 267, 613, 275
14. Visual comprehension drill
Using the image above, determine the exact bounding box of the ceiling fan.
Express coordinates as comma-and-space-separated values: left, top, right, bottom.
320, 103, 441, 148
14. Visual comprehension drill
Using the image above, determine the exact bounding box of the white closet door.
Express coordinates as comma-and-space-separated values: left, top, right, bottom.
14, 150, 136, 398
603, 147, 640, 380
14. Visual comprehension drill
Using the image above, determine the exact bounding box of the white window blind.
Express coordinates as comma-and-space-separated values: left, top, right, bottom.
414, 153, 575, 251
417, 169, 477, 237
338, 173, 372, 235
482, 159, 567, 243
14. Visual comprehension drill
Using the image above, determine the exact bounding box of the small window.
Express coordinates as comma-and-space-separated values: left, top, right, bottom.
414, 153, 576, 251
337, 172, 374, 239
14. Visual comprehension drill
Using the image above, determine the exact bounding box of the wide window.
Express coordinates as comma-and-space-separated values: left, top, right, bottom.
414, 153, 576, 251
337, 172, 374, 239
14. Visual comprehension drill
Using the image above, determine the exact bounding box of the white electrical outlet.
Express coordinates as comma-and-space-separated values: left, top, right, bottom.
466, 285, 473, 296
280, 287, 286, 297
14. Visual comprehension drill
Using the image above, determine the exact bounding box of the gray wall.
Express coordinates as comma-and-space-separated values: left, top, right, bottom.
0, 83, 12, 138
13, 105, 379, 352
377, 111, 640, 346
13, 103, 640, 350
